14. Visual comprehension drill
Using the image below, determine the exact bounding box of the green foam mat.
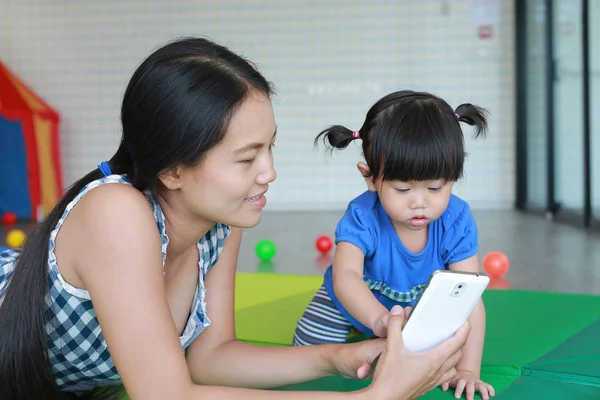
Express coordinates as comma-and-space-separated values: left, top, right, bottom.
522, 317, 600, 386
110, 369, 516, 399
235, 287, 600, 367
480, 290, 600, 368
276, 373, 518, 399
232, 285, 600, 397
494, 376, 600, 399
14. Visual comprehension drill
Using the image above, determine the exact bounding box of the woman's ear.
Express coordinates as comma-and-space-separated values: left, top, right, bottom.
357, 162, 376, 192
158, 165, 184, 190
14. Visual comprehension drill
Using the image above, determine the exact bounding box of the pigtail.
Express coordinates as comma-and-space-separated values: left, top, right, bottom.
454, 103, 489, 138
314, 125, 359, 152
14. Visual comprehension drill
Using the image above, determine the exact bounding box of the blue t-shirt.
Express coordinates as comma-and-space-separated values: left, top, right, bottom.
322, 190, 479, 336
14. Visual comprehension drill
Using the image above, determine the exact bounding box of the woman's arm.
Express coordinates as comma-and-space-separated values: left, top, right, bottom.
186, 228, 362, 388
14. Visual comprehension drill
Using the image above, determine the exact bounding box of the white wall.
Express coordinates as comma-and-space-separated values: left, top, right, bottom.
0, 0, 515, 210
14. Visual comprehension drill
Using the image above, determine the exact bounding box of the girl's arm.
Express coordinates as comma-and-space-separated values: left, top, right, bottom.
331, 242, 389, 335
448, 254, 486, 375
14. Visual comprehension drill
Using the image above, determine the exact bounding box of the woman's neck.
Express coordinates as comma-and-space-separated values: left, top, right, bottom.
154, 189, 216, 257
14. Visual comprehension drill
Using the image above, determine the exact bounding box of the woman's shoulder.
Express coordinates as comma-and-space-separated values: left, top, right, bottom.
60, 178, 158, 252
50, 175, 163, 291
74, 178, 153, 220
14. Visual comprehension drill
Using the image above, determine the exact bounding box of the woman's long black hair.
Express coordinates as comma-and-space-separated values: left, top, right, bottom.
0, 36, 273, 400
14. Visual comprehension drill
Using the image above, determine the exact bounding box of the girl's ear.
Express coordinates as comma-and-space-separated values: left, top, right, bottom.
357, 162, 376, 192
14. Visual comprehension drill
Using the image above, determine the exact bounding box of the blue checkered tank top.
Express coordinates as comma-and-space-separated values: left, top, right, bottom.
0, 174, 231, 392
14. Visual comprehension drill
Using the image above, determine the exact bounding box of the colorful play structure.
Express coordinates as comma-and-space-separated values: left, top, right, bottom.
0, 61, 63, 221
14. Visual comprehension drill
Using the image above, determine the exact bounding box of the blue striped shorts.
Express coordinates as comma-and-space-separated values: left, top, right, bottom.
293, 285, 354, 346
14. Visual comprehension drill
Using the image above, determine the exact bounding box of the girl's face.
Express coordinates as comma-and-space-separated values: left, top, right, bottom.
376, 179, 452, 231
374, 179, 453, 232
173, 91, 277, 229
358, 162, 453, 233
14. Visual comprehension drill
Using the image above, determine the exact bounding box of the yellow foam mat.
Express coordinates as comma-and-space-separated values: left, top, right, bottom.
234, 273, 322, 311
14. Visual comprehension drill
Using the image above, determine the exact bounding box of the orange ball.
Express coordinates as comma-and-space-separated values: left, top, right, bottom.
483, 251, 509, 278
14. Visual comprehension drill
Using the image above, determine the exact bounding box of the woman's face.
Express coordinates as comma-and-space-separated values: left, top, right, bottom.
177, 91, 278, 229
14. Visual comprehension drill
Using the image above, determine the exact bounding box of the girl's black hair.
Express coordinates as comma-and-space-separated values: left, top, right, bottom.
0, 36, 273, 400
315, 90, 488, 182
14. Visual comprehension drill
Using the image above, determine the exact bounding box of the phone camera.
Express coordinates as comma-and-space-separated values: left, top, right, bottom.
458, 284, 463, 289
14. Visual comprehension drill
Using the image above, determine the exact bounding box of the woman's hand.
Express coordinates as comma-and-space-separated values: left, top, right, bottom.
327, 306, 414, 379
368, 306, 470, 400
326, 337, 386, 380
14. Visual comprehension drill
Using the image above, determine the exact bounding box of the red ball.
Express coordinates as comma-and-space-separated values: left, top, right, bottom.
1, 212, 17, 226
315, 235, 334, 255
483, 251, 510, 278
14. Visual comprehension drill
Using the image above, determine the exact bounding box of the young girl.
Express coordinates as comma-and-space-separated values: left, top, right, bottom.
0, 39, 470, 400
293, 90, 495, 400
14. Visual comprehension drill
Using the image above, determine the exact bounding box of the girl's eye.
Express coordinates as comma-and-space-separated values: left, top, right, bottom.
240, 159, 255, 164
395, 188, 409, 193
429, 187, 442, 192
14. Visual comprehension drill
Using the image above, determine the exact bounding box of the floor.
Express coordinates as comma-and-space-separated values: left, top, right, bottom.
2, 210, 600, 295
236, 209, 600, 295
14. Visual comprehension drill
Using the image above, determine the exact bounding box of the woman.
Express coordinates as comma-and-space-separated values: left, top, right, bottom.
0, 36, 469, 400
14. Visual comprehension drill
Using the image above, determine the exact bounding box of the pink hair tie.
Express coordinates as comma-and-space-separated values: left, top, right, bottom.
455, 113, 460, 119
352, 130, 361, 139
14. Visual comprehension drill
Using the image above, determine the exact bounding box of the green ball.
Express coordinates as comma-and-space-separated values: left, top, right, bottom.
255, 239, 276, 261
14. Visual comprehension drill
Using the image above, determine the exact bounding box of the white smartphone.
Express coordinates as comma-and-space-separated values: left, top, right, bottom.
402, 270, 490, 352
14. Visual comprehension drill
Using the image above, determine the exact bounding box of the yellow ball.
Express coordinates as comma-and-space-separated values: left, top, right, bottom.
6, 229, 26, 249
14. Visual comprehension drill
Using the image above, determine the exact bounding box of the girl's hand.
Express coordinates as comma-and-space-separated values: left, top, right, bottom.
372, 313, 390, 338
441, 369, 495, 400
372, 306, 412, 338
